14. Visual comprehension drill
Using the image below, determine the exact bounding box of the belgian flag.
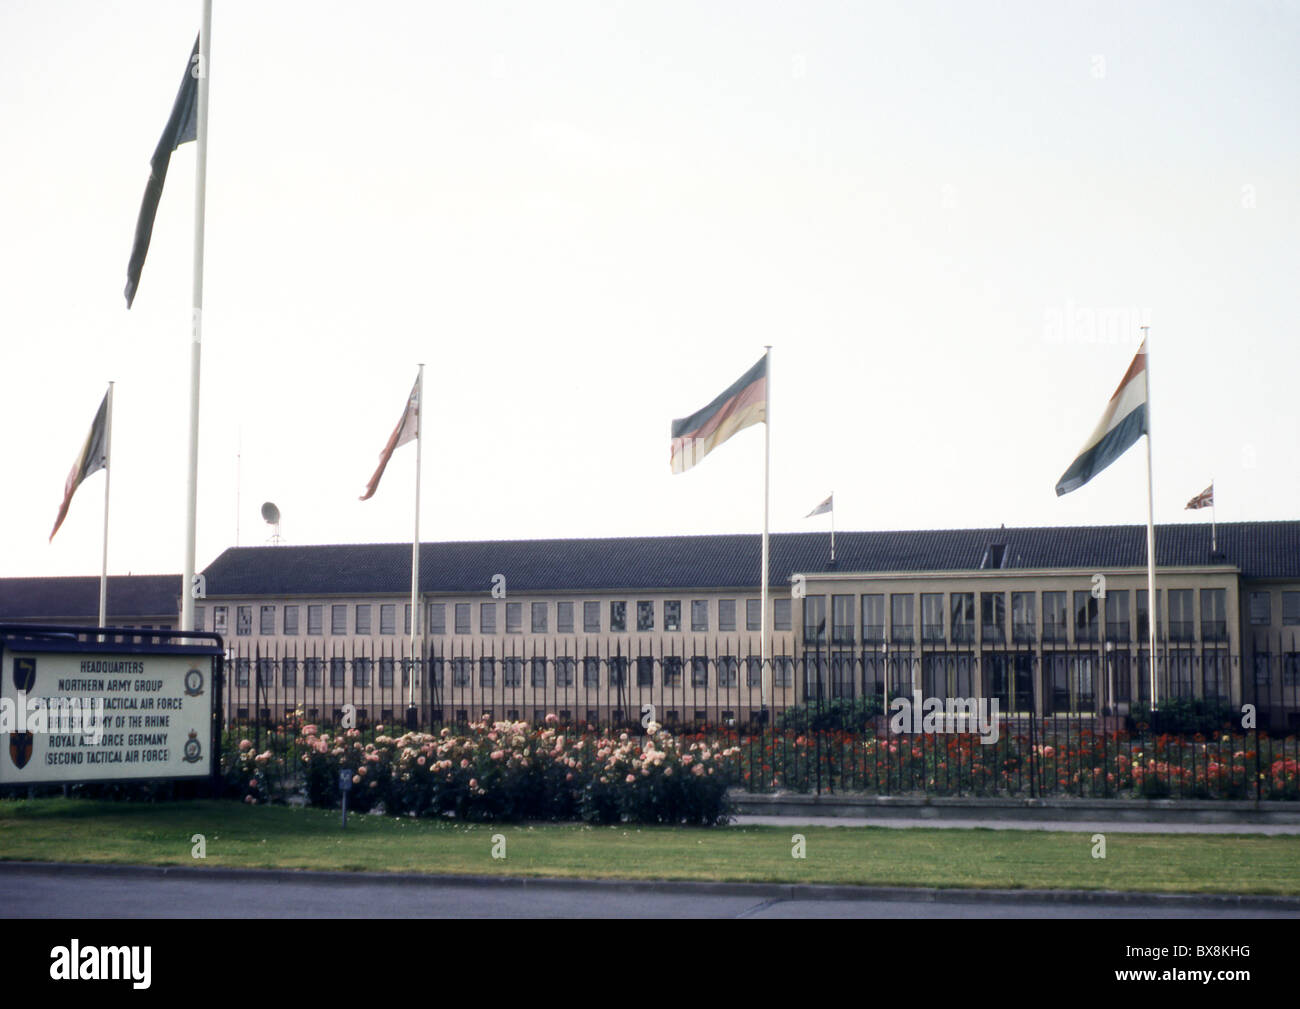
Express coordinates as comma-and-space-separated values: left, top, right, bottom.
50, 391, 110, 541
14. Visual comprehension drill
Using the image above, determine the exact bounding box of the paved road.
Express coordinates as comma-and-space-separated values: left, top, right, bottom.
2, 864, 1295, 918
731, 815, 1300, 834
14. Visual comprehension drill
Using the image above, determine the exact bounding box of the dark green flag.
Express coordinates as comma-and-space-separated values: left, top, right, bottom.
124, 36, 199, 308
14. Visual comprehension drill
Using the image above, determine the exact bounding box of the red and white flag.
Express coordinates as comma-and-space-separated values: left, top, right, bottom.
1185, 482, 1214, 510
360, 376, 420, 501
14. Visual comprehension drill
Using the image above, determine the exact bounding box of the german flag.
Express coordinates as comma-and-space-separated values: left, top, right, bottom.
670, 355, 767, 474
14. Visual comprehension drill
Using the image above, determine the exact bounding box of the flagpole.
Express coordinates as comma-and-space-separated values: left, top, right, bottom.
408, 364, 424, 713
1211, 476, 1216, 553
99, 382, 114, 629
1142, 326, 1158, 709
181, 0, 212, 633
760, 346, 772, 714
829, 493, 835, 565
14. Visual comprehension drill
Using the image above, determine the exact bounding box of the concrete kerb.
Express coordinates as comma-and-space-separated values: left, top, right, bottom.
730, 791, 1300, 825
2, 860, 1298, 912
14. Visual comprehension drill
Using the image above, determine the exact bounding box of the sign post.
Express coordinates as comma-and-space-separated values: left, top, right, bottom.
339, 767, 352, 828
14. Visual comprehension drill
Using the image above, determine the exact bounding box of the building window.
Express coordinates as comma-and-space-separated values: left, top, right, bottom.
718, 655, 738, 687
636, 602, 654, 632
746, 599, 761, 631
831, 595, 854, 644
281, 657, 298, 688
480, 602, 497, 634
256, 658, 274, 687
479, 657, 496, 687
557, 602, 574, 633
691, 657, 708, 688
1042, 592, 1068, 643
236, 606, 253, 636
233, 658, 249, 687
307, 605, 322, 635
774, 598, 792, 632
1011, 592, 1035, 643
921, 593, 944, 643
803, 596, 827, 645
608, 657, 627, 687
1201, 589, 1227, 642
429, 603, 446, 634
950, 593, 974, 644
1249, 592, 1271, 626
610, 601, 627, 633
1167, 589, 1194, 642
691, 600, 709, 632
890, 594, 914, 644
194, 606, 206, 632
555, 657, 575, 687
1281, 592, 1300, 626
718, 599, 736, 632
1253, 652, 1271, 686
505, 602, 522, 633
1136, 589, 1161, 640
531, 657, 548, 688
259, 605, 276, 636
451, 603, 468, 634
283, 605, 299, 636
584, 601, 600, 633
452, 658, 472, 687
773, 656, 794, 688
861, 595, 884, 643
980, 592, 1005, 644
354, 657, 372, 688
1073, 591, 1098, 643
663, 656, 683, 686
330, 658, 346, 688
746, 657, 763, 688
380, 604, 396, 635
1106, 590, 1129, 642
531, 602, 548, 633
331, 605, 347, 636
636, 657, 655, 687
664, 600, 681, 632
504, 658, 523, 687
355, 605, 372, 635
304, 658, 322, 687
379, 657, 395, 688
213, 606, 229, 634
583, 658, 600, 688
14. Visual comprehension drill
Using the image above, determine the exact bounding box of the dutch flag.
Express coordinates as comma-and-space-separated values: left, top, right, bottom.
1055, 339, 1148, 496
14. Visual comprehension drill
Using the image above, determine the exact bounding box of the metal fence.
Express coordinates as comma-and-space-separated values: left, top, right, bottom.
211, 636, 1300, 801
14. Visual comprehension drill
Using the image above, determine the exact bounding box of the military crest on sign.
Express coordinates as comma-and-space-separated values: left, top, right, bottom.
9, 732, 33, 770
13, 657, 35, 693
184, 668, 205, 697
182, 729, 202, 763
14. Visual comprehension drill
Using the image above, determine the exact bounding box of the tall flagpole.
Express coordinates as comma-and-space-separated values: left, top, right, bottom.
181, 0, 212, 633
99, 382, 114, 628
1142, 326, 1158, 709
408, 363, 424, 711
829, 492, 835, 565
1210, 476, 1217, 553
760, 346, 772, 713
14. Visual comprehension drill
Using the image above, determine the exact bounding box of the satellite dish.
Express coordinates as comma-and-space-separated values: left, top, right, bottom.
261, 502, 280, 524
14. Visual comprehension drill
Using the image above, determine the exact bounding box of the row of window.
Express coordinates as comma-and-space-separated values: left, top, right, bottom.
804, 589, 1238, 646
201, 598, 796, 637
229, 655, 799, 690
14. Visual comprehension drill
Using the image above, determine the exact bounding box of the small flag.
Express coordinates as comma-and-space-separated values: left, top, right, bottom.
670, 355, 767, 474
360, 376, 420, 500
1055, 338, 1148, 496
1185, 483, 1214, 510
124, 36, 200, 308
806, 494, 833, 518
50, 392, 110, 541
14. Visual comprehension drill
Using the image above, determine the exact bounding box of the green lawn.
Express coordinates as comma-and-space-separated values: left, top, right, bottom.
1, 798, 1297, 895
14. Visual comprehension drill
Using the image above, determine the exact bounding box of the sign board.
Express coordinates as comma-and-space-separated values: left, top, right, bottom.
0, 625, 221, 787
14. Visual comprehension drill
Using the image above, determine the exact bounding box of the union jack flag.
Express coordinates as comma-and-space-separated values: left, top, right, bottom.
1185, 483, 1214, 510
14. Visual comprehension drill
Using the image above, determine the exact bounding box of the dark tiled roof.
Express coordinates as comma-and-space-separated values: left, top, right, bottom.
198, 521, 1300, 597
0, 574, 181, 621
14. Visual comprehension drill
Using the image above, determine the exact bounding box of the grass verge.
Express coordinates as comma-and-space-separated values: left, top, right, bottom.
1, 798, 1297, 895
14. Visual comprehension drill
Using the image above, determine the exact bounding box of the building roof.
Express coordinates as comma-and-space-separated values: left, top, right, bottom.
0, 574, 181, 622
198, 521, 1300, 597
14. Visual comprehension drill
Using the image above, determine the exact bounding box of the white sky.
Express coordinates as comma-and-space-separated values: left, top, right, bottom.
2, 1, 1297, 579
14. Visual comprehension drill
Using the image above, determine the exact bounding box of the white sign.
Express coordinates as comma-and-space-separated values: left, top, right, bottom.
1, 649, 214, 785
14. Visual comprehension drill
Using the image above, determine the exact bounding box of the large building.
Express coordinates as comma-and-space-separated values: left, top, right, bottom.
188, 521, 1300, 730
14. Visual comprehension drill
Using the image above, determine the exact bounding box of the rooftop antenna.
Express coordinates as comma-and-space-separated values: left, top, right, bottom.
261, 501, 282, 545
